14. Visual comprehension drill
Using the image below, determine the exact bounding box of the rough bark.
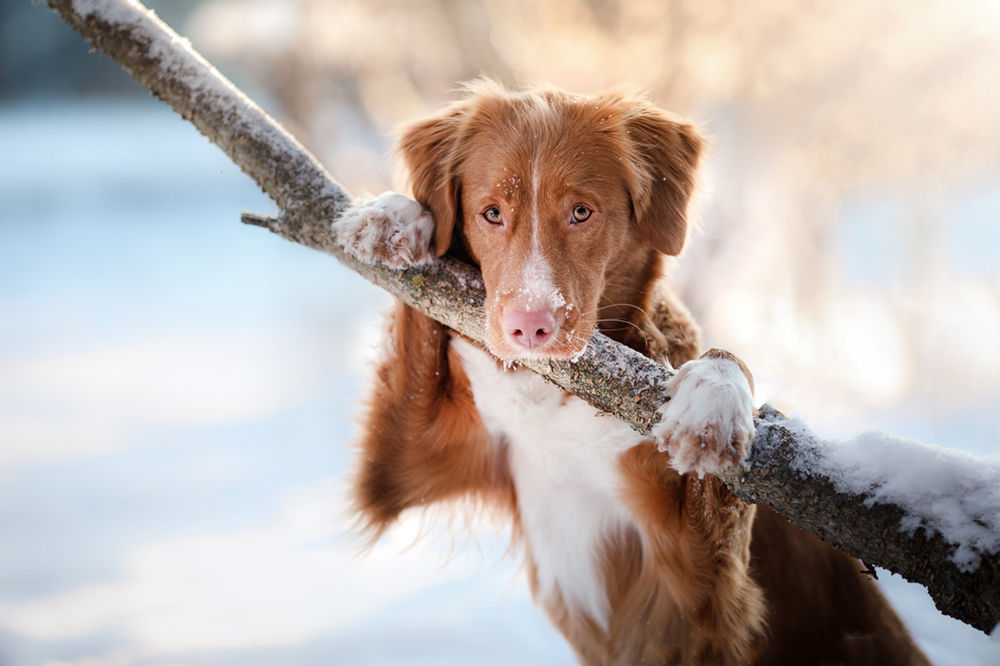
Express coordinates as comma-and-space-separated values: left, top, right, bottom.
49, 0, 999, 634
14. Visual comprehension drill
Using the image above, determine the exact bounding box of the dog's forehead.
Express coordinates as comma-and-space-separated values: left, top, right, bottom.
460, 107, 629, 199
468, 98, 616, 151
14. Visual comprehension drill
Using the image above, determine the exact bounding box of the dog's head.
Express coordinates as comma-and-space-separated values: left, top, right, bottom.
398, 81, 702, 361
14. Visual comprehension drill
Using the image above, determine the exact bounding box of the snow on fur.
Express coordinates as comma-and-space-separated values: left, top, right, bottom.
335, 192, 437, 268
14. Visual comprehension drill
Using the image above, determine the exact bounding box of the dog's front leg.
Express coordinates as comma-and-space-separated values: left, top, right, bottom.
620, 348, 765, 664
652, 348, 756, 477
334, 194, 504, 532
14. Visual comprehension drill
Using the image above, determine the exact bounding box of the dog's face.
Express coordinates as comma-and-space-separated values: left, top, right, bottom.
399, 82, 702, 361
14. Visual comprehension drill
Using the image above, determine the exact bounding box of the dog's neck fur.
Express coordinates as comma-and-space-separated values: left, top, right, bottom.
595, 247, 663, 348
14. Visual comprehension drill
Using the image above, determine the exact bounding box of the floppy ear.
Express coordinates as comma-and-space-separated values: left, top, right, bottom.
623, 105, 703, 256
396, 106, 465, 257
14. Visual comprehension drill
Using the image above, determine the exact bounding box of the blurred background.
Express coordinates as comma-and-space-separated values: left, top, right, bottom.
2, 0, 999, 664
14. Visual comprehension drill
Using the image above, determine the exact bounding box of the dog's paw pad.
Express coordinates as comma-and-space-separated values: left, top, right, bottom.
334, 192, 436, 268
652, 357, 755, 477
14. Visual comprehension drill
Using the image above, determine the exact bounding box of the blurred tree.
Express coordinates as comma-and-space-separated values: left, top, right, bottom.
1, 1, 204, 98
181, 0, 1000, 419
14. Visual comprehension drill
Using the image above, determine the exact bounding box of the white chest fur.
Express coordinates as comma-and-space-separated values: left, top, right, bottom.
450, 337, 642, 629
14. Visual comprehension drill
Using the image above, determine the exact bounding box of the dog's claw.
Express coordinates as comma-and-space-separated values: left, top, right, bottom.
334, 191, 437, 269
652, 356, 755, 477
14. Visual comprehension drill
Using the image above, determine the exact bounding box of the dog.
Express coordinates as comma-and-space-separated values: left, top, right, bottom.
334, 80, 929, 665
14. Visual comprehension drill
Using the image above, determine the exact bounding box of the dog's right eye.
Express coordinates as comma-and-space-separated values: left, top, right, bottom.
482, 206, 504, 226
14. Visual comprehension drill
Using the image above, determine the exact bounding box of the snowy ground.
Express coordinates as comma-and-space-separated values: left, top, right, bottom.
0, 100, 997, 665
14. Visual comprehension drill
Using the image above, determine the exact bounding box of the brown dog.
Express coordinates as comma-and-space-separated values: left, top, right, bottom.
334, 80, 929, 665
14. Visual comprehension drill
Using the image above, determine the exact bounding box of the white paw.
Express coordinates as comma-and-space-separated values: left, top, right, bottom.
333, 191, 436, 268
652, 356, 755, 477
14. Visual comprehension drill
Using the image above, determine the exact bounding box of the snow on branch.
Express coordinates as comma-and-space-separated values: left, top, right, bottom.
49, 0, 1000, 634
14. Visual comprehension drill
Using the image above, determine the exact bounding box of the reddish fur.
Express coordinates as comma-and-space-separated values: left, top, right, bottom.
352, 82, 929, 665
353, 306, 515, 537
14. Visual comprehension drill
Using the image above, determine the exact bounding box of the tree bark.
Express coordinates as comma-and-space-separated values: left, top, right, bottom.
48, 0, 999, 634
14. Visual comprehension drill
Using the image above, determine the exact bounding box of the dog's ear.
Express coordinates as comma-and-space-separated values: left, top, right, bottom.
623, 105, 703, 256
396, 106, 465, 257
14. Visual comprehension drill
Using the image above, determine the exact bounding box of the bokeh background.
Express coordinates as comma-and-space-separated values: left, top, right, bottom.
2, 1, 999, 664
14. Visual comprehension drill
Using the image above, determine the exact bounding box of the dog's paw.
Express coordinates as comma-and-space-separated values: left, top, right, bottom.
334, 191, 436, 268
652, 353, 755, 477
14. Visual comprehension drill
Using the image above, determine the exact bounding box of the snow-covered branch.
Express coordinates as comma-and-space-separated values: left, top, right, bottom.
49, 0, 1000, 634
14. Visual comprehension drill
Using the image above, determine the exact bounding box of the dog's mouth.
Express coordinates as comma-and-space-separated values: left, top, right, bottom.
490, 336, 590, 363
484, 299, 593, 363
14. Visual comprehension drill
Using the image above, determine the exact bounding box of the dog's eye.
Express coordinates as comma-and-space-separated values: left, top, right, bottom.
482, 206, 504, 226
571, 205, 592, 224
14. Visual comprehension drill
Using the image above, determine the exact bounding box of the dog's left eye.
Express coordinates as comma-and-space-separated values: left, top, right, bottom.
482, 206, 504, 225
571, 205, 592, 224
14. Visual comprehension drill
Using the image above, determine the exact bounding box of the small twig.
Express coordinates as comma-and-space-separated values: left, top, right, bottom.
240, 211, 279, 229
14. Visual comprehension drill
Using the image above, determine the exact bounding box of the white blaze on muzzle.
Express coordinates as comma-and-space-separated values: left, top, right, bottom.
517, 250, 566, 312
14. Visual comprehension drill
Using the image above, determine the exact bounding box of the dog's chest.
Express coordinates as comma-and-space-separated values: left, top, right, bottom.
450, 337, 641, 627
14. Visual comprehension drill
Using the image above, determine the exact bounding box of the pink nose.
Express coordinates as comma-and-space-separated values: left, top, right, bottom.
504, 309, 556, 350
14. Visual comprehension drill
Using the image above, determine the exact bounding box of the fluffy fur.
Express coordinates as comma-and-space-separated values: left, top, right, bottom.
336, 81, 929, 665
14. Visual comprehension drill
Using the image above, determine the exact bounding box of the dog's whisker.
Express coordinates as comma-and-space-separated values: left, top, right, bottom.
594, 317, 646, 335
595, 303, 649, 318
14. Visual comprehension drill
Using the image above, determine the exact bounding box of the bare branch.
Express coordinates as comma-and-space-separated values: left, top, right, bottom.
50, 0, 999, 634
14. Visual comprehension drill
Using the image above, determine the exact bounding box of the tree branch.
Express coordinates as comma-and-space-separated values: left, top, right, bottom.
48, 0, 999, 634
